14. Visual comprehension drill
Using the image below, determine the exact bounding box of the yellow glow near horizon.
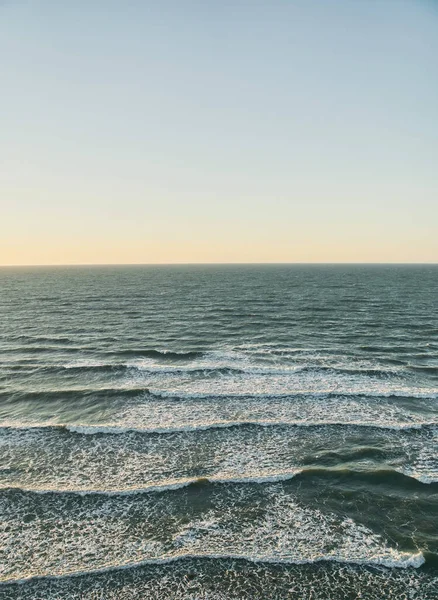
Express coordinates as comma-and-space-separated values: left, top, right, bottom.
1, 226, 437, 265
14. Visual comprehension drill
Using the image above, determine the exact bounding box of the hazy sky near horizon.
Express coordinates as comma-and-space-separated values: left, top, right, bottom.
1, 0, 437, 265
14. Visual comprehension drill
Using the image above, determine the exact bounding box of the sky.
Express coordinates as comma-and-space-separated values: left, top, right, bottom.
1, 0, 437, 265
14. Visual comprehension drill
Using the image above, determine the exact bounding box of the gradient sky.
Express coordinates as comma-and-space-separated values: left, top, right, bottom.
1, 0, 437, 264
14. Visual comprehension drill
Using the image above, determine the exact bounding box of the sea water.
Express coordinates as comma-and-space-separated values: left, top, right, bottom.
0, 265, 437, 598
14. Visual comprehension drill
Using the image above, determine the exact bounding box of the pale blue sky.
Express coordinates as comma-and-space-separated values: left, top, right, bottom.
1, 0, 437, 264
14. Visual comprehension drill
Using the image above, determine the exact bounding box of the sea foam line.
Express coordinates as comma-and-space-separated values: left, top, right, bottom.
2, 387, 437, 405
61, 362, 401, 377
0, 419, 438, 435
145, 388, 438, 400
0, 470, 303, 496
0, 419, 437, 436
0, 550, 426, 586
65, 420, 438, 435
2, 466, 436, 497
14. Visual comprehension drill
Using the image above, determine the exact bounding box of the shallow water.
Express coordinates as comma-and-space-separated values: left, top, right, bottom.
0, 265, 437, 598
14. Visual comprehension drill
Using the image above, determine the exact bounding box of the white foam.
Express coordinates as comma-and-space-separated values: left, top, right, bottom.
1, 416, 436, 494
1, 550, 425, 586
1, 471, 304, 496
64, 419, 436, 435
57, 346, 432, 400
62, 360, 113, 369
145, 387, 438, 400
103, 392, 438, 439
6, 465, 437, 496
0, 487, 425, 583
0, 418, 436, 436
106, 345, 436, 401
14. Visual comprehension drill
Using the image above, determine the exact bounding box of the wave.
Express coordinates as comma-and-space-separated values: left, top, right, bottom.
61, 364, 270, 376
8, 335, 75, 344
2, 466, 436, 497
60, 363, 129, 374
0, 470, 303, 496
1, 419, 436, 437
145, 388, 438, 401
307, 366, 401, 377
398, 470, 438, 485
3, 386, 437, 408
0, 550, 426, 585
0, 387, 148, 403
409, 365, 438, 375
1, 345, 85, 354
65, 419, 438, 434
359, 345, 426, 354
59, 362, 401, 378
59, 353, 402, 374
3, 346, 411, 379
106, 350, 204, 360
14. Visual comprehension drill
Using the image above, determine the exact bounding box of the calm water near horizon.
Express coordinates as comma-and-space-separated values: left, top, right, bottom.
0, 265, 437, 599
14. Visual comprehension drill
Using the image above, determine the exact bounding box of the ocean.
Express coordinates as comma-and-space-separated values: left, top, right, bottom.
0, 264, 437, 599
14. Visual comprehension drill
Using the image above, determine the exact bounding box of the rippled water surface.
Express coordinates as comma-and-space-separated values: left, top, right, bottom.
0, 265, 437, 599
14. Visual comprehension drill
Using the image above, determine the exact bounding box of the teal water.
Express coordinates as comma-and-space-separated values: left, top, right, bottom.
0, 265, 437, 599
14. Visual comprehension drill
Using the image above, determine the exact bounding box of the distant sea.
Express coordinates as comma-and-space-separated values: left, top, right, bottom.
0, 265, 437, 599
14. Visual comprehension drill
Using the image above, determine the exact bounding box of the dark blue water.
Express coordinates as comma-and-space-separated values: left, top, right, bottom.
0, 265, 437, 599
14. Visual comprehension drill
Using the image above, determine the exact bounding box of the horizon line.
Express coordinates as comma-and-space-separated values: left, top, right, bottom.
1, 262, 437, 268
